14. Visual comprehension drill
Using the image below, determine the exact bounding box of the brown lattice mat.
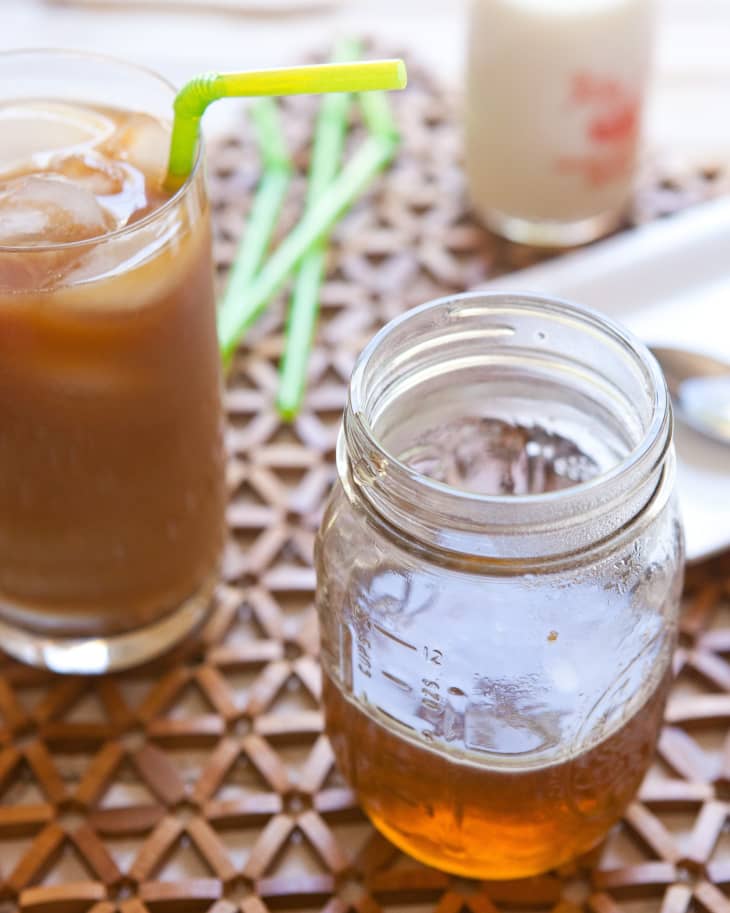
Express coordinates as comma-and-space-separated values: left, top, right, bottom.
0, 48, 729, 913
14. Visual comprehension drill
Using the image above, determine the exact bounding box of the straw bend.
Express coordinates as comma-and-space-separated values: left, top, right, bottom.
173, 72, 224, 118
165, 59, 407, 190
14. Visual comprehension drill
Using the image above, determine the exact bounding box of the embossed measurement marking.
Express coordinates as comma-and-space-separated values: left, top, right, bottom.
381, 670, 413, 693
371, 622, 418, 651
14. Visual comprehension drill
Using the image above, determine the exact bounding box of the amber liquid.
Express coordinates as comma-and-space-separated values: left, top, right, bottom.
0, 103, 225, 636
323, 667, 670, 879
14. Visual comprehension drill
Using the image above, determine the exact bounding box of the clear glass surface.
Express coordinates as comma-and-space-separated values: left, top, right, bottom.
465, 0, 656, 246
316, 292, 684, 878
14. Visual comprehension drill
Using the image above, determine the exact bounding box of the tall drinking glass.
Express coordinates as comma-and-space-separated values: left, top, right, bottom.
0, 51, 226, 674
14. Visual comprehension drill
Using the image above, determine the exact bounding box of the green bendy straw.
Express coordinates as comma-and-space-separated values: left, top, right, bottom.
276, 38, 362, 421
165, 59, 407, 190
358, 84, 401, 141
218, 100, 291, 327
218, 129, 398, 366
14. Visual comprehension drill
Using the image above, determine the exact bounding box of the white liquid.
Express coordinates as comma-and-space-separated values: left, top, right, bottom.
466, 0, 655, 236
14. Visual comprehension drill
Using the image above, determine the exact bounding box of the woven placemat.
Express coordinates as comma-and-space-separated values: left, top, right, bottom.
0, 50, 729, 913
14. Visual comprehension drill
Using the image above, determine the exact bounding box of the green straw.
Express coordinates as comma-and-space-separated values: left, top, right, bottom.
218, 130, 398, 366
166, 59, 407, 190
276, 38, 361, 421
358, 85, 401, 140
218, 99, 291, 328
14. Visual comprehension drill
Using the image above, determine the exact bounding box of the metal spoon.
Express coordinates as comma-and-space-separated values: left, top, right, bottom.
651, 346, 730, 446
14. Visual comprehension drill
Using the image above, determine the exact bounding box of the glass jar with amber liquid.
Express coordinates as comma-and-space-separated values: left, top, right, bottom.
316, 292, 683, 879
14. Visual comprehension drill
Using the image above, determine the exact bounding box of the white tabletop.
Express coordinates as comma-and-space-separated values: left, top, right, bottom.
5, 0, 730, 161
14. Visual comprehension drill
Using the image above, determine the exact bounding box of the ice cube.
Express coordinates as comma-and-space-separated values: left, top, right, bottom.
464, 700, 560, 755
104, 112, 170, 180
49, 151, 152, 228
0, 175, 114, 246
48, 152, 126, 197
0, 102, 116, 175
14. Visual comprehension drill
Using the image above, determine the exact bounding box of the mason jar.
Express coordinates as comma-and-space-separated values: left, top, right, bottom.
316, 291, 683, 879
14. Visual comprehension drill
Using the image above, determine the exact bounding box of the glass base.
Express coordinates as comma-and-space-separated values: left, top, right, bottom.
0, 577, 216, 674
480, 204, 626, 248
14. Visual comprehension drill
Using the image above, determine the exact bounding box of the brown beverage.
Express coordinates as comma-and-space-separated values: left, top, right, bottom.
0, 87, 225, 670
324, 666, 670, 879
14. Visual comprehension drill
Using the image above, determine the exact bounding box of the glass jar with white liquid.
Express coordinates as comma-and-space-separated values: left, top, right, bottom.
466, 0, 656, 246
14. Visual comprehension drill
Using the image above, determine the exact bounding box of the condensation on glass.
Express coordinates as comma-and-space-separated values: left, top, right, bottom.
316, 292, 683, 879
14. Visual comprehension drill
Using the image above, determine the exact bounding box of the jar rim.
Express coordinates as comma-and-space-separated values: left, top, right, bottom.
343, 291, 673, 561
0, 48, 202, 254
349, 291, 669, 509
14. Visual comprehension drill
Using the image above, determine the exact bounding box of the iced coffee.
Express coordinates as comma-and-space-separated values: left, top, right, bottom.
0, 52, 225, 672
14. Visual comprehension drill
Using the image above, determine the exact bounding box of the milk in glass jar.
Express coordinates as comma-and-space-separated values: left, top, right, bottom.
466, 0, 656, 246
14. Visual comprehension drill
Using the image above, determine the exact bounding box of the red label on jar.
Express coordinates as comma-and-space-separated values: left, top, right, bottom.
556, 71, 640, 186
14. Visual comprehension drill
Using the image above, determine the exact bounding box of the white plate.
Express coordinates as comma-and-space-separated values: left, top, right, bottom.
484, 197, 730, 563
